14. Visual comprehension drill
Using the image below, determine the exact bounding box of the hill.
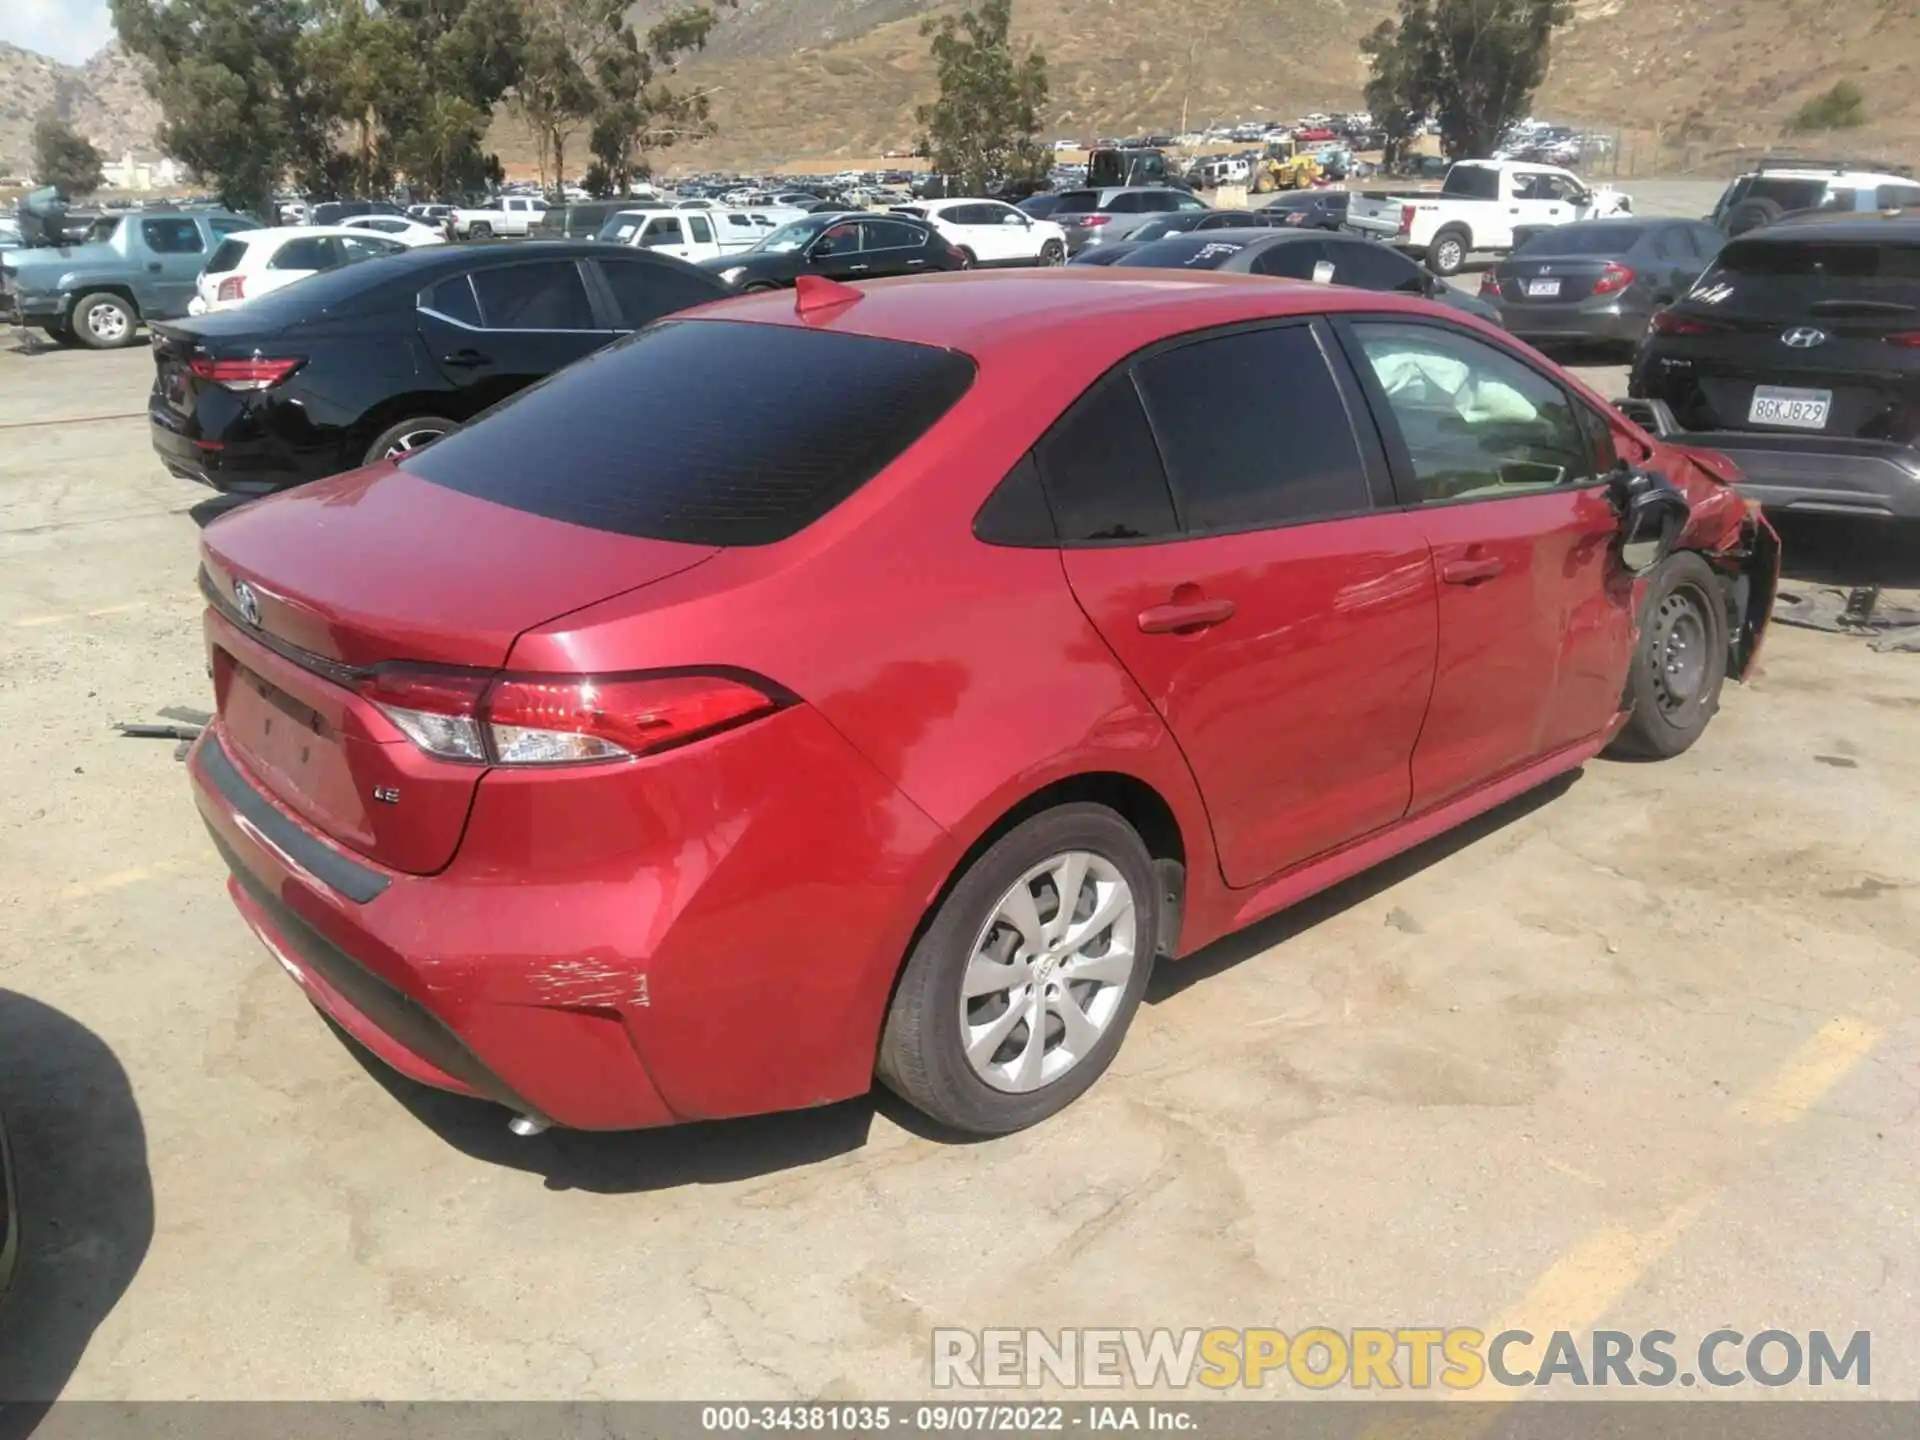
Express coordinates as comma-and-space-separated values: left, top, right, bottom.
495, 0, 1920, 174
0, 42, 161, 177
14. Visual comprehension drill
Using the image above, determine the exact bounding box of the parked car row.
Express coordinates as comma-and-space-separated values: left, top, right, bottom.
179, 258, 1777, 1142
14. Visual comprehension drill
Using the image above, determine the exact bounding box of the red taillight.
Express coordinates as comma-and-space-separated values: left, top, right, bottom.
1079, 215, 1111, 227
1478, 270, 1500, 297
1649, 310, 1728, 337
1592, 261, 1635, 296
358, 665, 783, 766
188, 357, 303, 392
215, 275, 246, 302
1886, 330, 1920, 348
1399, 204, 1416, 236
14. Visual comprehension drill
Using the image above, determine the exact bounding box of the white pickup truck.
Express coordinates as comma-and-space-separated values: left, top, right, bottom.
1344, 160, 1632, 276
449, 195, 550, 239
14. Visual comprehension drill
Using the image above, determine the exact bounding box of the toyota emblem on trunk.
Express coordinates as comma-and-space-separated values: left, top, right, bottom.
233, 581, 261, 627
1782, 327, 1828, 349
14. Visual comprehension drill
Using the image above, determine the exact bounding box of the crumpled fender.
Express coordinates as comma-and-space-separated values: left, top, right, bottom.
1664, 443, 1780, 680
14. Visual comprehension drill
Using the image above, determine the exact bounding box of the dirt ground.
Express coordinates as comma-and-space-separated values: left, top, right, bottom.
1, 319, 1917, 1407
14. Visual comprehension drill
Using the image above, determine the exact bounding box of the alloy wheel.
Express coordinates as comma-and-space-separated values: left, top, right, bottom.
959, 851, 1138, 1094
382, 427, 447, 459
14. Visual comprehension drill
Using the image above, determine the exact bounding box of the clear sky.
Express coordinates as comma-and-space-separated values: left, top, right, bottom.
3, 0, 116, 65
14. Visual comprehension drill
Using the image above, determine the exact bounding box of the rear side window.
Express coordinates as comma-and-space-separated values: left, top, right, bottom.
425, 274, 482, 326
401, 321, 977, 546
1052, 192, 1100, 215
204, 238, 249, 274
270, 237, 336, 270
471, 261, 598, 329
595, 258, 726, 328
1033, 373, 1179, 544
143, 218, 204, 254
1134, 326, 1371, 532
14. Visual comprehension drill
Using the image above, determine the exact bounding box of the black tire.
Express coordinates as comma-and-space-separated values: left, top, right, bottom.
1039, 239, 1066, 267
1724, 198, 1782, 237
740, 281, 781, 293
468, 221, 493, 239
70, 291, 138, 349
957, 246, 977, 269
878, 803, 1159, 1135
1426, 227, 1470, 276
1608, 551, 1729, 760
362, 416, 458, 466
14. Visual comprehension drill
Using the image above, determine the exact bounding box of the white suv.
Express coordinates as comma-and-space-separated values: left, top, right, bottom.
189, 226, 406, 314
1711, 159, 1920, 235
894, 198, 1069, 267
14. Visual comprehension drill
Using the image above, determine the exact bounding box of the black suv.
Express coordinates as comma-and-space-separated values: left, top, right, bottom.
1630, 212, 1920, 522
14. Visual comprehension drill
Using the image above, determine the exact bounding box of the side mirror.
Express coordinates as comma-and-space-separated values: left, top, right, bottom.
1608, 462, 1691, 576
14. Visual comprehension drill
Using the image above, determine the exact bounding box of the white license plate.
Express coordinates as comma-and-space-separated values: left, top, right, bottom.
1748, 386, 1832, 430
1526, 278, 1562, 297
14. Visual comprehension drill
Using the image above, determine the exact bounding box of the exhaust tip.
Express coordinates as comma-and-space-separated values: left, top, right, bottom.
507, 1113, 551, 1138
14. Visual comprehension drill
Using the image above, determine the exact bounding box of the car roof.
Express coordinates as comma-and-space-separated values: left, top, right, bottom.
687, 268, 1448, 364
225, 225, 388, 244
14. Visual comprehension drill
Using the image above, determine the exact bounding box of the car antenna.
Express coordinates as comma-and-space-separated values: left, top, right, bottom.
793, 274, 864, 316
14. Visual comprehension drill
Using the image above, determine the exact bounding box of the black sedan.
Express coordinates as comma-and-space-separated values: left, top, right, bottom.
1069, 209, 1295, 266
700, 213, 967, 291
1480, 217, 1724, 351
148, 242, 728, 496
1111, 228, 1503, 324
1260, 191, 1352, 231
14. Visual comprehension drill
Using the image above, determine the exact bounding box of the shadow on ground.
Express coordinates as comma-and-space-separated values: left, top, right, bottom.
0, 993, 152, 1439
337, 774, 1585, 1181
1770, 514, 1920, 590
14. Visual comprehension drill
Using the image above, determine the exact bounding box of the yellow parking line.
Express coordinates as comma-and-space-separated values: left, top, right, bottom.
1473, 1010, 1885, 1394
59, 857, 212, 901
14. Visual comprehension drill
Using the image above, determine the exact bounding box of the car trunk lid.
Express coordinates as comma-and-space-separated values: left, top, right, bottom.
199, 466, 720, 874
1496, 255, 1617, 303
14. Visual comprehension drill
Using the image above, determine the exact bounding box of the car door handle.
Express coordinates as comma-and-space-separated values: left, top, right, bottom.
1138, 598, 1237, 634
845, 264, 869, 273
441, 347, 492, 368
1441, 557, 1506, 585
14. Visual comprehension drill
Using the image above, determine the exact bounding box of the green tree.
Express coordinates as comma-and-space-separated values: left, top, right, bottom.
1361, 0, 1572, 162
585, 5, 727, 197
916, 0, 1049, 197
111, 0, 329, 217
1790, 81, 1867, 134
31, 112, 106, 196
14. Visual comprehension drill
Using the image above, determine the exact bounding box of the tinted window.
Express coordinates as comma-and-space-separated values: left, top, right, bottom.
1173, 194, 1209, 212
1106, 193, 1146, 214
402, 322, 976, 546
1052, 191, 1101, 215
1033, 372, 1178, 543
812, 220, 861, 256
143, 218, 203, 254
1517, 223, 1644, 257
471, 261, 598, 329
1687, 224, 1726, 261
269, 237, 337, 270
1653, 227, 1691, 261
339, 235, 401, 263
1353, 321, 1598, 503
426, 273, 482, 326
596, 257, 726, 328
1135, 326, 1370, 531
642, 216, 684, 246
1117, 236, 1251, 270
204, 238, 248, 274
1713, 239, 1920, 281
1321, 237, 1423, 292
862, 218, 926, 251
1878, 184, 1920, 210
1251, 239, 1329, 280
1442, 166, 1501, 200
686, 214, 713, 243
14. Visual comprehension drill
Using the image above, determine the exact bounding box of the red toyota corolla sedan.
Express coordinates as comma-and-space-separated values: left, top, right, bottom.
188, 269, 1778, 1137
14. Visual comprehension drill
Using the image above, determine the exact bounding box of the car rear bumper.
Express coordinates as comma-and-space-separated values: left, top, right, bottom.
149, 395, 317, 496
1500, 298, 1647, 344
1668, 432, 1920, 520
187, 696, 953, 1131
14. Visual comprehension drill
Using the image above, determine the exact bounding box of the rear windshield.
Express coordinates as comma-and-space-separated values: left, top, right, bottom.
1442, 166, 1501, 200
1115, 235, 1248, 269
1516, 224, 1644, 257
400, 320, 978, 546
1714, 239, 1920, 280
1723, 177, 1830, 215
204, 237, 250, 274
